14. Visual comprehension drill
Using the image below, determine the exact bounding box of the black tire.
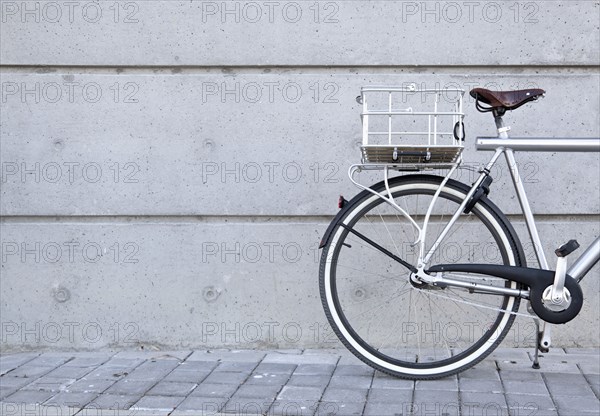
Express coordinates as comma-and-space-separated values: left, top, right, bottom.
319, 174, 525, 379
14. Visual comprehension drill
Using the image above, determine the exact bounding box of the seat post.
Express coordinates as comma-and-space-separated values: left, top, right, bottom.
494, 114, 510, 139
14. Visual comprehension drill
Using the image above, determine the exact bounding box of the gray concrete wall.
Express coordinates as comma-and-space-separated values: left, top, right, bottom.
1, 0, 599, 350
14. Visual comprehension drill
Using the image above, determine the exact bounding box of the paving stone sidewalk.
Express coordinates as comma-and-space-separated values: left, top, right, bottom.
0, 348, 598, 416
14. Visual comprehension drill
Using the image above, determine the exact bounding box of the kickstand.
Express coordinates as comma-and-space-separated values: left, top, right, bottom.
532, 319, 541, 369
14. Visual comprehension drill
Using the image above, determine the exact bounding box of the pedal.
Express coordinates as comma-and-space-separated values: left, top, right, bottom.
555, 239, 580, 257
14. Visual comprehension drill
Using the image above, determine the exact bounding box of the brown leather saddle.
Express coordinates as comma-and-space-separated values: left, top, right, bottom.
470, 88, 545, 114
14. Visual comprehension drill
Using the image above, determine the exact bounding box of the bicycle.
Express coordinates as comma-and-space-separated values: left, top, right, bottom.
318, 85, 600, 379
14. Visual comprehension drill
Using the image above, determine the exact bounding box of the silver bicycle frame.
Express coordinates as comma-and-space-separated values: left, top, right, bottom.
568, 237, 600, 282
476, 137, 600, 153
420, 119, 600, 349
473, 119, 600, 350
475, 126, 600, 282
424, 117, 600, 279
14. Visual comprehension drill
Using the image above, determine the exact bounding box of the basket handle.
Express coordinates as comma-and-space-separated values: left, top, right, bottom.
453, 121, 465, 141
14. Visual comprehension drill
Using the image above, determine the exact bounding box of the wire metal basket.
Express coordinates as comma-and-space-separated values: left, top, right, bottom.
358, 85, 465, 170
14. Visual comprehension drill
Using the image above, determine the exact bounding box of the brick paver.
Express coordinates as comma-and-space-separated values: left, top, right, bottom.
0, 348, 598, 415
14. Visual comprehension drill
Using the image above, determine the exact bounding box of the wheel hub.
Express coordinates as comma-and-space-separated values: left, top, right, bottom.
409, 272, 437, 289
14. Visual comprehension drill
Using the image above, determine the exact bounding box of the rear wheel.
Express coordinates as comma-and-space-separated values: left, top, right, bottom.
319, 174, 525, 379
